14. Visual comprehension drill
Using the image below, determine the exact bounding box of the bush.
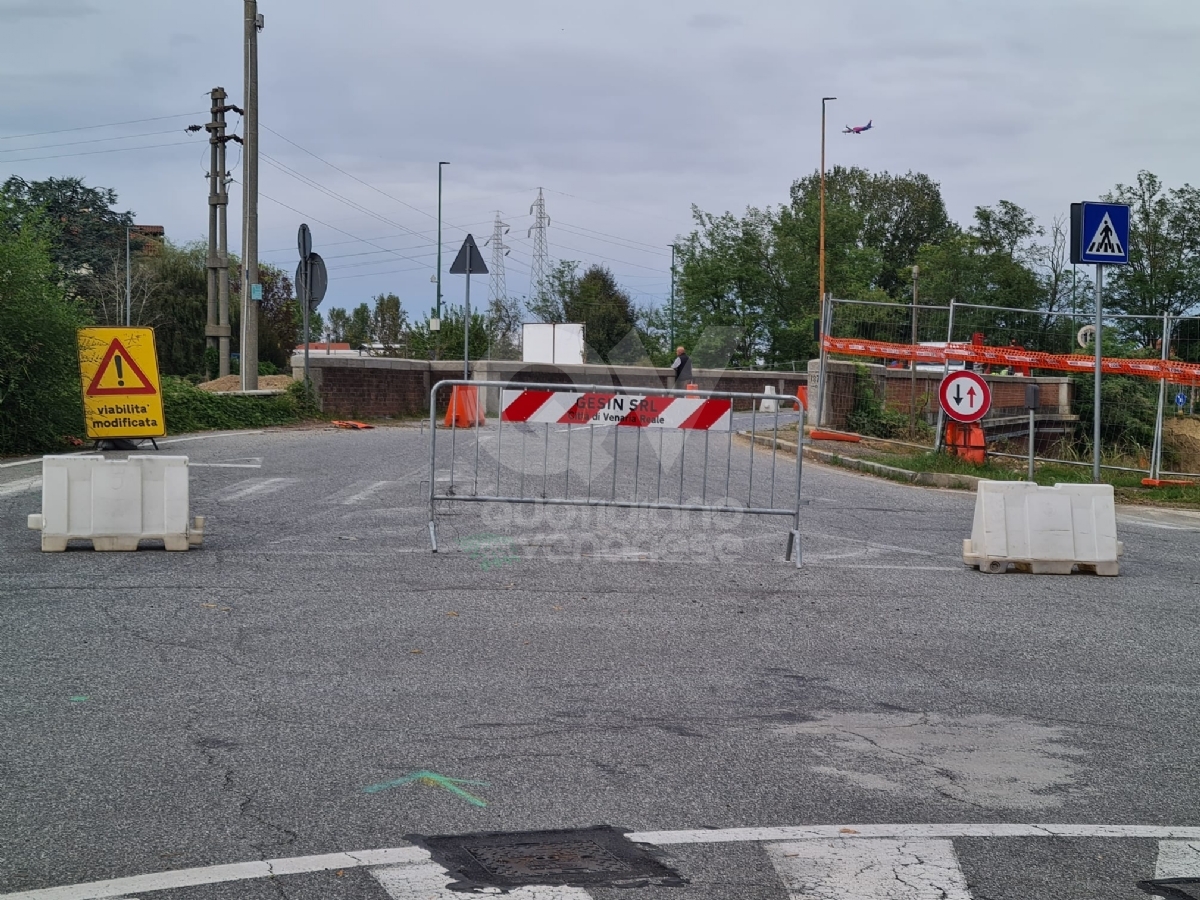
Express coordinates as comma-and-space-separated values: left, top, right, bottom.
161, 376, 317, 434
1071, 373, 1159, 456
0, 203, 89, 455
845, 364, 908, 439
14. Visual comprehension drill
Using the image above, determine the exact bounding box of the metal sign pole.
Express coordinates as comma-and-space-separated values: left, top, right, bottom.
464, 260, 471, 381
1093, 263, 1103, 483
303, 255, 311, 385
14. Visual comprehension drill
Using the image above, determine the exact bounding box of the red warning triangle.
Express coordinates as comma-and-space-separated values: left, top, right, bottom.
86, 338, 157, 396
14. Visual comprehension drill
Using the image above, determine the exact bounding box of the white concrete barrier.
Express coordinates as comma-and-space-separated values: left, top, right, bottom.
759, 385, 779, 413
962, 480, 1121, 575
27, 455, 204, 552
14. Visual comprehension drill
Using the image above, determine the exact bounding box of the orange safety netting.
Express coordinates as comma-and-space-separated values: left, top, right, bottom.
822, 336, 1200, 387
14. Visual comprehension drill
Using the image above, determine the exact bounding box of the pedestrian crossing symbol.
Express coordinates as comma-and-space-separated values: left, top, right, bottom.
1074, 201, 1130, 265
1087, 212, 1125, 258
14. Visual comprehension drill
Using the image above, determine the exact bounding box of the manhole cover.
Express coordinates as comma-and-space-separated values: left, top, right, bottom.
413, 825, 683, 889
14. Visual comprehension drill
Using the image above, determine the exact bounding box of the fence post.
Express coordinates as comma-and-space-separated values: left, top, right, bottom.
814, 295, 832, 428
933, 299, 956, 453
1150, 313, 1171, 481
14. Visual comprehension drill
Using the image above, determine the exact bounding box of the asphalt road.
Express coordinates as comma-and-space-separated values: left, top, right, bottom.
3, 423, 1200, 900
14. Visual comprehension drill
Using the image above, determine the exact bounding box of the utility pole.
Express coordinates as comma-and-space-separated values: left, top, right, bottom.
435, 161, 449, 361
206, 88, 219, 366
528, 187, 550, 310
669, 244, 677, 350
216, 92, 238, 378
240, 1, 262, 391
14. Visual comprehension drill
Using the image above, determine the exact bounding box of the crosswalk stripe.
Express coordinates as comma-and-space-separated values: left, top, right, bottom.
0, 476, 41, 497
766, 839, 972, 900
1149, 840, 1200, 899
214, 477, 296, 501
371, 861, 593, 899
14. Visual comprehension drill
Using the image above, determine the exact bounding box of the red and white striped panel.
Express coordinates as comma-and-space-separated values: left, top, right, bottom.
501, 390, 733, 431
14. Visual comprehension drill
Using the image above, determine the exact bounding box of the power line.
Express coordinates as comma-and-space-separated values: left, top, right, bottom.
554, 218, 671, 254
260, 152, 431, 242
554, 222, 672, 257
254, 188, 431, 268
0, 111, 207, 142
0, 128, 193, 154
262, 123, 446, 226
2, 139, 199, 164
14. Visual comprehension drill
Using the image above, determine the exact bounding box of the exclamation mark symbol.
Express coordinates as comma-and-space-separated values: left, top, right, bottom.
115, 356, 124, 387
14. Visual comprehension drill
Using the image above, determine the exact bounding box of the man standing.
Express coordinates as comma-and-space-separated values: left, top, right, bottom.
671, 345, 692, 388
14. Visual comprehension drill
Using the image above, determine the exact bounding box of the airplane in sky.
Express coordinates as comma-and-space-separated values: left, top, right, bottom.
843, 120, 873, 134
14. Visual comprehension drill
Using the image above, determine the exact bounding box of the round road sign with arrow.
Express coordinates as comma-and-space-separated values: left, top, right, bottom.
939, 370, 992, 423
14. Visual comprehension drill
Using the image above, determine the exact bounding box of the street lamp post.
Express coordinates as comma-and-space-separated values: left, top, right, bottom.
435, 161, 449, 361
819, 97, 837, 325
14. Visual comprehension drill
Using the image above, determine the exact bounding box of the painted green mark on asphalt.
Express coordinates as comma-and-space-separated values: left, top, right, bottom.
69, 696, 89, 703
362, 770, 490, 807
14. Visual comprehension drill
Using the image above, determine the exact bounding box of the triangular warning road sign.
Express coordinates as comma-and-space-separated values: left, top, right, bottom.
449, 234, 488, 275
1086, 212, 1125, 258
86, 338, 157, 396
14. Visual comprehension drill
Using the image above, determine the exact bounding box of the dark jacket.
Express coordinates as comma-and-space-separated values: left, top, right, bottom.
671, 352, 692, 386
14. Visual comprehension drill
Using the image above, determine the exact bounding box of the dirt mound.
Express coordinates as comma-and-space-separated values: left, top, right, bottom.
1164, 416, 1200, 474
196, 374, 296, 392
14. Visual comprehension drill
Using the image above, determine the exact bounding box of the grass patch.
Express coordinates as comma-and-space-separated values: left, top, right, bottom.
162, 377, 322, 434
858, 447, 1200, 508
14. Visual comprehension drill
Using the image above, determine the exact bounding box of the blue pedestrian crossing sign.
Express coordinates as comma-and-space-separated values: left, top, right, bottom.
1071, 201, 1130, 265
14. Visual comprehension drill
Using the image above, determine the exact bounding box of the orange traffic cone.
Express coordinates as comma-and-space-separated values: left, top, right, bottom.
795, 386, 808, 410
443, 385, 486, 428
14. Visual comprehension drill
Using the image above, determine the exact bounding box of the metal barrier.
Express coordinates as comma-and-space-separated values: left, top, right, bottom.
427, 380, 806, 566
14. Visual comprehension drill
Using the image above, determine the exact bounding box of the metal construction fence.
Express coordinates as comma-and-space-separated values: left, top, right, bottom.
427, 380, 806, 566
815, 297, 1200, 480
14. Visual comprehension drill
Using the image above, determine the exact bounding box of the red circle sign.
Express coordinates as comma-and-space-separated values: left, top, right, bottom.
939, 371, 992, 423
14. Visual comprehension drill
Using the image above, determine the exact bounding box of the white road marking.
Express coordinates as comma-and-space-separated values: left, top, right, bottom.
188, 459, 263, 469
0, 457, 43, 469
158, 431, 265, 445
342, 480, 399, 504
818, 565, 962, 571
766, 838, 971, 899
0, 476, 41, 497
372, 861, 592, 899
215, 477, 296, 501
8, 826, 1200, 900
629, 824, 1200, 844
0, 848, 427, 900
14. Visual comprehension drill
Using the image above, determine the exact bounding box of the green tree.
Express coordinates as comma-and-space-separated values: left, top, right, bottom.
371, 293, 408, 355
485, 293, 524, 360
526, 261, 639, 364
346, 302, 373, 349
326, 307, 350, 343
0, 201, 89, 453
1103, 171, 1200, 343
0, 176, 137, 312
408, 304, 488, 362
148, 242, 208, 376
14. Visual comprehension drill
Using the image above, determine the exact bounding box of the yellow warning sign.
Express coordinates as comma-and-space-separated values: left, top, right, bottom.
77, 327, 166, 439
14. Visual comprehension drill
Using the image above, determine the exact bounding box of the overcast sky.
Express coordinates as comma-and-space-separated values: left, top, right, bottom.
2, 0, 1197, 322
